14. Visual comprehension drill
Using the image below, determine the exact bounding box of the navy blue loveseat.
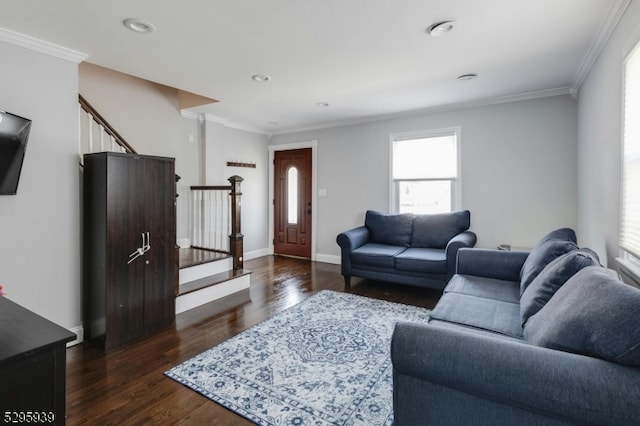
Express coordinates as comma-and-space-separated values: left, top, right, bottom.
336, 210, 476, 290
391, 228, 640, 425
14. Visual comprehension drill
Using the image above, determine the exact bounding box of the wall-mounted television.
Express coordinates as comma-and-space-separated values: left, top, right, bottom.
0, 110, 31, 195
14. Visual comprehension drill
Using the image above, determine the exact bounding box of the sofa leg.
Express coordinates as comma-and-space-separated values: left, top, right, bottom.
344, 276, 351, 288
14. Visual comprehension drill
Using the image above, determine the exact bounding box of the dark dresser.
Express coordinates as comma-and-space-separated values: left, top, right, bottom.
0, 297, 75, 425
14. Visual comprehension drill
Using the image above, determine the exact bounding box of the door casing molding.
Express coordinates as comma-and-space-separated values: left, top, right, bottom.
268, 140, 318, 260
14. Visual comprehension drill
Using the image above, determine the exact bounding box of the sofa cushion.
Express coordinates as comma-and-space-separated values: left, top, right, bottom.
520, 239, 577, 295
430, 292, 524, 338
520, 249, 600, 326
445, 274, 520, 304
525, 266, 640, 366
365, 210, 413, 247
411, 210, 471, 249
351, 243, 406, 268
395, 248, 447, 274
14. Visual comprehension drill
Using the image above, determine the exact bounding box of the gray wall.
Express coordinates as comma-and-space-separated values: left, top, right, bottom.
272, 95, 578, 260
577, 0, 640, 267
0, 41, 82, 331
203, 121, 270, 254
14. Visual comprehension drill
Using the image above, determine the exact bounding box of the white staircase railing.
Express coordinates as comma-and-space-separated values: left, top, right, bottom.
190, 176, 244, 270
191, 186, 231, 253
78, 95, 136, 162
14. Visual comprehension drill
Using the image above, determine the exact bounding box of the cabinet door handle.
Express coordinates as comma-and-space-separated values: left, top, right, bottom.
142, 231, 151, 253
127, 247, 143, 264
127, 232, 151, 264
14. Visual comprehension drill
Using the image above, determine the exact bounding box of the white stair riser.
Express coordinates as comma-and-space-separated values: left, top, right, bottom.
175, 274, 250, 314
179, 257, 233, 284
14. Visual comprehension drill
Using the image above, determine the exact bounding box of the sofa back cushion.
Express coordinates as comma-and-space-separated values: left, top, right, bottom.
524, 266, 640, 367
520, 249, 600, 326
520, 228, 578, 295
411, 210, 471, 249
365, 210, 413, 247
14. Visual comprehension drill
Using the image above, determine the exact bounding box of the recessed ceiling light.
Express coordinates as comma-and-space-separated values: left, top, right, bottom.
457, 73, 478, 81
316, 102, 330, 107
251, 74, 271, 82
123, 18, 156, 34
427, 20, 454, 36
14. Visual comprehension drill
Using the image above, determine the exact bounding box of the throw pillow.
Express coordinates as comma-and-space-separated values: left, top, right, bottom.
524, 266, 640, 367
411, 210, 471, 249
364, 210, 413, 247
520, 239, 578, 295
520, 248, 600, 326
537, 227, 577, 245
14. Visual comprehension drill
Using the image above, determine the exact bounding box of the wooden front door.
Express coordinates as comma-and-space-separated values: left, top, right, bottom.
274, 148, 312, 258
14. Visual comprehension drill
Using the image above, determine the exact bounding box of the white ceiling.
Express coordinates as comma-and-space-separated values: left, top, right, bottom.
0, 0, 624, 135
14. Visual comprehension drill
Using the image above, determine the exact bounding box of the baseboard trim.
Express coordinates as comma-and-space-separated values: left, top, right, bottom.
315, 253, 340, 265
67, 325, 84, 347
245, 248, 271, 260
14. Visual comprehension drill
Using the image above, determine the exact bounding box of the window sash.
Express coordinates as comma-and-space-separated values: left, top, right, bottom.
621, 41, 640, 258
394, 178, 455, 214
390, 129, 460, 214
392, 135, 458, 180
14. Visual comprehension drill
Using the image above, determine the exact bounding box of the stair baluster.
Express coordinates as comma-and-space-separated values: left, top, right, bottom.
190, 176, 243, 271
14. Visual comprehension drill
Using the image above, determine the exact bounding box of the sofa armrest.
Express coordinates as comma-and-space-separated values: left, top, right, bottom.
336, 226, 370, 276
392, 322, 640, 425
336, 226, 370, 251
456, 248, 528, 281
445, 231, 477, 277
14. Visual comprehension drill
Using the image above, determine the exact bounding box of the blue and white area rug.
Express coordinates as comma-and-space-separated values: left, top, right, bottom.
165, 290, 431, 426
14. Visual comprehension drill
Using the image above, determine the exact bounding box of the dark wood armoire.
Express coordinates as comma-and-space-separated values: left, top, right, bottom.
83, 152, 177, 349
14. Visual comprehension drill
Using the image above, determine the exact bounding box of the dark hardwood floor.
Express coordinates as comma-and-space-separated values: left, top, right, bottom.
66, 255, 442, 425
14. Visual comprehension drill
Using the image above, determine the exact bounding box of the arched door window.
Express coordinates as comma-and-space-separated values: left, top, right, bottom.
287, 166, 298, 224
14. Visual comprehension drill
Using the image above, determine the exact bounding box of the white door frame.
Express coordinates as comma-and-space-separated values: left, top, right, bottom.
268, 140, 318, 260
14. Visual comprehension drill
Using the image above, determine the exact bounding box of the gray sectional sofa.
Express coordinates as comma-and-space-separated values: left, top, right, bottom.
336, 210, 476, 290
392, 228, 640, 425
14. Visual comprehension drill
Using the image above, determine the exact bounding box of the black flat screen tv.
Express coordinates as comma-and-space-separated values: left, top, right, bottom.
0, 110, 31, 195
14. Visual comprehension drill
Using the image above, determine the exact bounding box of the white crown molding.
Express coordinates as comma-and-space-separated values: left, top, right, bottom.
182, 86, 574, 138
180, 110, 200, 121
185, 86, 573, 137
572, 0, 631, 90
0, 27, 87, 63
180, 109, 271, 136
271, 87, 575, 136
203, 113, 271, 136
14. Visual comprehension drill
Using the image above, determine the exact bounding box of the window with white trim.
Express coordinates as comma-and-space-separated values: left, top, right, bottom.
391, 129, 460, 214
621, 40, 640, 262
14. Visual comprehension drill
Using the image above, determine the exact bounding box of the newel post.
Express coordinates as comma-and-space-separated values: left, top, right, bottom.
228, 175, 244, 270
